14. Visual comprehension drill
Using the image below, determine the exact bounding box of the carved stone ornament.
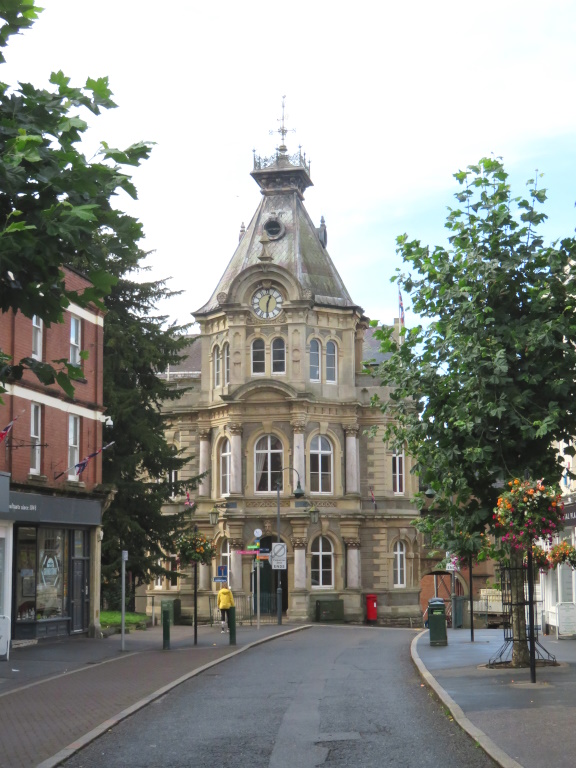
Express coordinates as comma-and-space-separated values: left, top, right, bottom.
246, 499, 291, 508
198, 429, 212, 441
344, 424, 360, 436
344, 539, 361, 549
229, 539, 244, 550
246, 311, 286, 325
302, 289, 312, 300
291, 421, 307, 434
264, 519, 274, 535
217, 292, 228, 305
227, 423, 243, 436
291, 537, 308, 549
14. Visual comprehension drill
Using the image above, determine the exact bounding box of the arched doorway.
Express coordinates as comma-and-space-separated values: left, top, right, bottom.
253, 536, 288, 615
420, 570, 466, 627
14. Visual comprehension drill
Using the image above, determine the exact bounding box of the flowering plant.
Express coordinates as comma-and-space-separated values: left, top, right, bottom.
493, 478, 564, 550
548, 540, 576, 569
177, 531, 216, 566
530, 544, 552, 572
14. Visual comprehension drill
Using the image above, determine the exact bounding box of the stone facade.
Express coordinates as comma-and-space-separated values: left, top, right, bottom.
149, 141, 423, 626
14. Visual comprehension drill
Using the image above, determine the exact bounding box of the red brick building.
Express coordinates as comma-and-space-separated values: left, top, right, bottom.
0, 267, 108, 644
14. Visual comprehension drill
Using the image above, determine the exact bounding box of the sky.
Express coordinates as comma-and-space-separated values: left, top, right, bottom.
2, 1, 576, 330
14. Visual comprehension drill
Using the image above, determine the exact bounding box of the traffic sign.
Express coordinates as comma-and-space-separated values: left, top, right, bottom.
217, 565, 228, 578
213, 577, 227, 582
254, 528, 263, 538
271, 542, 287, 570
247, 544, 260, 550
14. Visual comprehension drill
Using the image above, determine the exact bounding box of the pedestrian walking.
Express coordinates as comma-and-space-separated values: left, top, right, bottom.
217, 584, 234, 633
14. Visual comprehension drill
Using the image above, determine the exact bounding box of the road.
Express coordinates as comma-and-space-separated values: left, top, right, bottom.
62, 626, 498, 768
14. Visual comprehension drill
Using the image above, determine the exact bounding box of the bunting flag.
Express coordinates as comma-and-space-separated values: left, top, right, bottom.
184, 491, 196, 509
54, 441, 115, 480
370, 486, 377, 510
0, 419, 15, 444
398, 289, 405, 326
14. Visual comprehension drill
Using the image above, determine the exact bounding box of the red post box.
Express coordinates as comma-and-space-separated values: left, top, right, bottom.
366, 594, 377, 624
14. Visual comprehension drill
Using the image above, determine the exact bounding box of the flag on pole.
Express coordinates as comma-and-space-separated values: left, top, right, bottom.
369, 486, 377, 510
398, 289, 405, 326
184, 491, 196, 509
0, 420, 14, 444
54, 441, 115, 479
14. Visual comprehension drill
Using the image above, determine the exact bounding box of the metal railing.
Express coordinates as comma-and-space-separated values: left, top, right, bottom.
208, 593, 279, 626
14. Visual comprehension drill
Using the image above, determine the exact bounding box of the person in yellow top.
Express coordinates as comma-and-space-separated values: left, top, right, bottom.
217, 585, 235, 633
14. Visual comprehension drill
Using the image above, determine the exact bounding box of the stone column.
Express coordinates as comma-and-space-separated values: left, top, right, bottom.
229, 423, 243, 495
292, 421, 306, 490
198, 429, 211, 497
344, 425, 360, 495
291, 537, 308, 589
229, 538, 244, 592
344, 539, 361, 589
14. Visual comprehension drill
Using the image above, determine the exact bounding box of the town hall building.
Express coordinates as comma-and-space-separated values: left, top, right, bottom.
150, 132, 423, 626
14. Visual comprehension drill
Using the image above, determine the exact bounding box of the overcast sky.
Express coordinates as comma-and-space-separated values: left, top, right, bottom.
3, 1, 576, 329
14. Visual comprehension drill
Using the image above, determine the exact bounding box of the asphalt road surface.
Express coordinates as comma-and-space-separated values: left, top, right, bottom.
63, 626, 498, 768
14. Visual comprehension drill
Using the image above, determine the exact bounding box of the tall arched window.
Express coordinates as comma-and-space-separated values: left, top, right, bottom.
255, 435, 283, 492
214, 345, 221, 387
310, 435, 333, 493
326, 341, 337, 383
220, 438, 231, 496
393, 541, 406, 587
220, 539, 231, 579
272, 338, 286, 374
223, 343, 230, 385
311, 535, 334, 588
252, 338, 265, 375
310, 339, 320, 381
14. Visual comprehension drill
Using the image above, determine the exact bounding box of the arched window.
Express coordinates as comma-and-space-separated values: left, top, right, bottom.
326, 341, 337, 383
214, 345, 221, 387
311, 535, 334, 588
255, 435, 283, 492
220, 438, 231, 496
223, 343, 230, 386
310, 339, 320, 381
393, 541, 406, 587
310, 435, 333, 493
252, 338, 265, 375
220, 539, 231, 579
272, 337, 286, 374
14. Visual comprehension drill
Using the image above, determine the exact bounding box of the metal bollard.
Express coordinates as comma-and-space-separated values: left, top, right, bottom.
229, 606, 236, 646
162, 607, 170, 650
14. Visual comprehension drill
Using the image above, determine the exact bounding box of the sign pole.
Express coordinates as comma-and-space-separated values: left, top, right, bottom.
121, 550, 128, 652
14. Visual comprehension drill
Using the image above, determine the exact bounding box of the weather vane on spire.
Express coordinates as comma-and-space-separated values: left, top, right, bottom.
270, 95, 295, 148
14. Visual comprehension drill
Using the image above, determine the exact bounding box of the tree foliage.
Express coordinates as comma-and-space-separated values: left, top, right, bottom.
374, 157, 576, 529
0, 1, 151, 395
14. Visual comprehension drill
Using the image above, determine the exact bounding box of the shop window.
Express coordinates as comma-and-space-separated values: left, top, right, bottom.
16, 527, 37, 621
326, 341, 337, 383
68, 415, 80, 480
393, 541, 406, 587
220, 438, 231, 496
32, 315, 43, 361
272, 338, 286, 374
251, 338, 265, 375
311, 535, 334, 588
392, 451, 404, 494
310, 435, 333, 493
30, 403, 41, 475
255, 435, 283, 492
310, 339, 320, 381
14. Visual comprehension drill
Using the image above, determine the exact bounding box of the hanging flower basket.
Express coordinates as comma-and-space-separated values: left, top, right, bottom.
529, 544, 553, 572
493, 478, 564, 550
177, 531, 216, 567
548, 541, 576, 569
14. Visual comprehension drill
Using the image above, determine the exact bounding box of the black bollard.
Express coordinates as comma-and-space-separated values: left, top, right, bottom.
162, 607, 170, 650
229, 606, 236, 646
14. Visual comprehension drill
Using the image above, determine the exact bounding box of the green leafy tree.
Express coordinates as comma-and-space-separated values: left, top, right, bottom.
0, 1, 150, 396
373, 157, 576, 665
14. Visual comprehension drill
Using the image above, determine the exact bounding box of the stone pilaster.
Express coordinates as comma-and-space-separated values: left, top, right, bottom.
344, 424, 360, 495
228, 423, 243, 495
198, 428, 211, 497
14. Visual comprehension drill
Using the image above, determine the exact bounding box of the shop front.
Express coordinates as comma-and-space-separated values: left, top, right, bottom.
5, 491, 102, 640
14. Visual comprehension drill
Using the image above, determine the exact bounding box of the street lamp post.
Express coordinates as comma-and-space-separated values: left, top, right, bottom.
276, 467, 305, 625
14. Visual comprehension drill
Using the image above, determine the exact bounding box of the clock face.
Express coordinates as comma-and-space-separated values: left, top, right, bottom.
251, 287, 283, 319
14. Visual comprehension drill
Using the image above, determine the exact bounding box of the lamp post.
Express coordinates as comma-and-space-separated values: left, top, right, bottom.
276, 467, 305, 625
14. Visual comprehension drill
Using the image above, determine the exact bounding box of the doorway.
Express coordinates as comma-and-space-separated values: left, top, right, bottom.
70, 530, 90, 633
257, 536, 288, 614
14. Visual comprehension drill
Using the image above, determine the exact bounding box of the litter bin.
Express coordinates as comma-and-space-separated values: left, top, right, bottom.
428, 598, 448, 646
366, 594, 377, 625
160, 600, 174, 626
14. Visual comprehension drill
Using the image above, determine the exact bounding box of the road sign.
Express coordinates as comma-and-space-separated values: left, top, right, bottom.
258, 548, 270, 553
247, 544, 260, 550
213, 577, 227, 582
254, 528, 263, 538
217, 565, 228, 578
271, 542, 287, 570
